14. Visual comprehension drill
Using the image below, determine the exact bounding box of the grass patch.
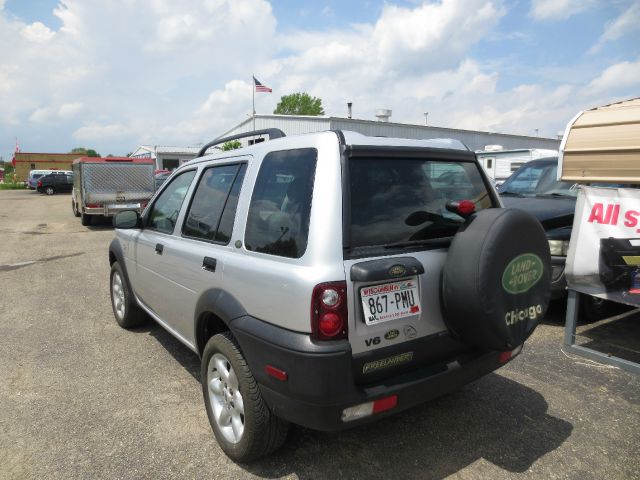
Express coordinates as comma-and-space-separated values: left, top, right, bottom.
0, 182, 27, 190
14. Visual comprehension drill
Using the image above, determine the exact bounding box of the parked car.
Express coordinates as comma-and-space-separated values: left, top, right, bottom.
28, 169, 72, 190
498, 157, 615, 320
37, 172, 74, 195
109, 129, 551, 462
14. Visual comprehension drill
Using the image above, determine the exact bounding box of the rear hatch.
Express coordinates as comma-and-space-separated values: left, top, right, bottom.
342, 146, 498, 383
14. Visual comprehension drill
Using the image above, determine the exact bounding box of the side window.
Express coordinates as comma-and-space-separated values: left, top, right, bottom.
245, 149, 317, 258
147, 170, 196, 234
182, 164, 246, 243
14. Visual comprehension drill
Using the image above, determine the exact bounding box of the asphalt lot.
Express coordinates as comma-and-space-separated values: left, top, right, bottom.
1, 188, 638, 480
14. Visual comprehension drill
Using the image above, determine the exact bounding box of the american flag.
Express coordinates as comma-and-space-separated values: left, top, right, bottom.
254, 76, 272, 93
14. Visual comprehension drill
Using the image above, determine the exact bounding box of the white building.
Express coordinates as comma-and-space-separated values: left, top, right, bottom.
130, 145, 200, 171
215, 113, 560, 152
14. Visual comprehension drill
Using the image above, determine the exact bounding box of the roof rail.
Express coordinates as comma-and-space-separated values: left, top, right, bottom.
196, 128, 286, 158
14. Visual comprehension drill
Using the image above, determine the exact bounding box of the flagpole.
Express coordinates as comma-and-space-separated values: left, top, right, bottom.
252, 74, 256, 134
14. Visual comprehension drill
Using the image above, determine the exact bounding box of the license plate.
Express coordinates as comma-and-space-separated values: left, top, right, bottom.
108, 203, 139, 210
360, 278, 421, 325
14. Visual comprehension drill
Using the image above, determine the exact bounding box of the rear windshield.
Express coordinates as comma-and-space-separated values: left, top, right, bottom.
348, 158, 493, 251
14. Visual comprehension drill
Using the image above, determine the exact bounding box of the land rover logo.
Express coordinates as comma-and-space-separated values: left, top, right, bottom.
384, 329, 399, 340
502, 253, 543, 294
388, 264, 406, 277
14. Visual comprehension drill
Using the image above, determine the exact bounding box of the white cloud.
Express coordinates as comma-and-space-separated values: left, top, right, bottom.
0, 0, 639, 158
59, 102, 84, 119
0, 0, 278, 154
29, 107, 53, 123
529, 0, 597, 21
586, 59, 640, 94
21, 22, 55, 43
73, 123, 130, 141
29, 102, 84, 122
590, 4, 640, 53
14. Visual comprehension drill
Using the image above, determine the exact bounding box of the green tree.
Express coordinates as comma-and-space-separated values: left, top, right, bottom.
70, 147, 101, 157
273, 92, 325, 116
221, 140, 242, 151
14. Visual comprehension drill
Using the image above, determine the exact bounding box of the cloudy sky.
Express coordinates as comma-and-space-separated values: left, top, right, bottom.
0, 0, 638, 159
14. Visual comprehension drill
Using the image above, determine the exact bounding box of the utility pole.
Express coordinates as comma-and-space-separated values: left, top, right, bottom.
424, 112, 429, 125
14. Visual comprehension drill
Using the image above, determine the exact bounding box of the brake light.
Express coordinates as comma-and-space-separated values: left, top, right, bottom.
86, 203, 102, 208
311, 281, 348, 340
445, 199, 475, 218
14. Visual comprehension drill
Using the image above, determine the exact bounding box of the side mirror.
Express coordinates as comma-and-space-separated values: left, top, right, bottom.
113, 210, 140, 229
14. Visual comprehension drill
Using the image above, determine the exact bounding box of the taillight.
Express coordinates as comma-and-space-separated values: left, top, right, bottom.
86, 203, 102, 208
37, 181, 42, 187
311, 281, 348, 340
445, 199, 475, 218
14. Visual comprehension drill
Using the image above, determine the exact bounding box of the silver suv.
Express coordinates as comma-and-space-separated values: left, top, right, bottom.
109, 129, 552, 462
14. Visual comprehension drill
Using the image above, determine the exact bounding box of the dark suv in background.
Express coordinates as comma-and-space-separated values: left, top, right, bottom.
498, 157, 615, 320
37, 172, 74, 195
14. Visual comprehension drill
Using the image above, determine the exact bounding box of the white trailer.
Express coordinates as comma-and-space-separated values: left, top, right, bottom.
476, 146, 558, 184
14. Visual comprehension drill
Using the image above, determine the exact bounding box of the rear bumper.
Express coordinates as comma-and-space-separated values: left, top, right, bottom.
83, 204, 145, 217
230, 315, 515, 431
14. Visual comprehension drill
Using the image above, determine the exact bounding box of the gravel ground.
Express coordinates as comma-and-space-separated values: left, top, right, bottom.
0, 189, 638, 480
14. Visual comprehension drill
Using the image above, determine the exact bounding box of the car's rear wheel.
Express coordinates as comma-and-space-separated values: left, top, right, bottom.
110, 262, 145, 328
44, 186, 55, 195
81, 212, 91, 226
202, 332, 288, 462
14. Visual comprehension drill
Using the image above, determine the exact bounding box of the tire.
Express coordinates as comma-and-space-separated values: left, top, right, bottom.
202, 332, 288, 462
110, 261, 145, 329
44, 186, 55, 195
81, 212, 91, 226
442, 208, 552, 351
72, 199, 80, 217
581, 294, 613, 323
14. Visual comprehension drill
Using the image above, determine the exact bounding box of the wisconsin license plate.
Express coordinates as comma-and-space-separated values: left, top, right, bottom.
360, 278, 421, 326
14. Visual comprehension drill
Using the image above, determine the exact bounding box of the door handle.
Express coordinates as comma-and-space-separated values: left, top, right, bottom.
155, 243, 164, 255
202, 256, 217, 272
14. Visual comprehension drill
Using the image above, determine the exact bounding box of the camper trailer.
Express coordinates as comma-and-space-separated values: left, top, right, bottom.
476, 146, 558, 184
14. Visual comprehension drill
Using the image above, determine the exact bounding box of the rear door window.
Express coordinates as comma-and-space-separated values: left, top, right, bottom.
348, 158, 492, 252
245, 149, 317, 258
182, 164, 246, 244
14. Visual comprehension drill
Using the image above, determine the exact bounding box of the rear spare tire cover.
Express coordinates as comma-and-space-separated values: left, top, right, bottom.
442, 208, 551, 351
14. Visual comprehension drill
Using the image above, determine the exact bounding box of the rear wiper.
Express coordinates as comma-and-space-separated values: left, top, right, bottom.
499, 191, 525, 197
383, 238, 452, 249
